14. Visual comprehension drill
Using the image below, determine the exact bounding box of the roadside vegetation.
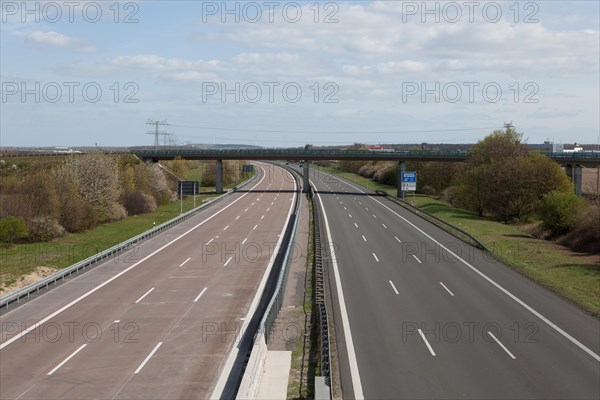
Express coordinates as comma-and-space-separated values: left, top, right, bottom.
0, 154, 250, 294
317, 129, 600, 315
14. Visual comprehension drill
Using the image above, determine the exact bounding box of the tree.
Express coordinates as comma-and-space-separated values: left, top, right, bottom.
0, 216, 28, 246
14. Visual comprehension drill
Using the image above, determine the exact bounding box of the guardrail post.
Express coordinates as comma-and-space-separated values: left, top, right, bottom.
216, 159, 224, 193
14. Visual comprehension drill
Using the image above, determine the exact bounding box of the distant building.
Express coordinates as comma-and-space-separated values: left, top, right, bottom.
527, 140, 563, 153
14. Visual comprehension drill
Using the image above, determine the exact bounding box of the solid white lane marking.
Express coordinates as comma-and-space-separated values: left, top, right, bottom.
311, 179, 364, 399
224, 257, 233, 267
440, 282, 455, 296
382, 223, 388, 229
395, 236, 402, 243
389, 281, 399, 295
354, 223, 358, 228
242, 237, 248, 245
412, 255, 422, 264
224, 225, 230, 231
47, 344, 87, 375
362, 235, 367, 242
373, 253, 379, 262
193, 287, 208, 303
213, 165, 298, 398
179, 257, 191, 267
134, 342, 163, 374
322, 172, 600, 363
418, 329, 436, 356
135, 288, 155, 304
253, 224, 258, 230
488, 332, 516, 359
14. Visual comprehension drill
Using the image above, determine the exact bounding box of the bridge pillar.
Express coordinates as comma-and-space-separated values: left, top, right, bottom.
565, 164, 583, 195
215, 159, 224, 193
397, 161, 406, 198
303, 161, 310, 193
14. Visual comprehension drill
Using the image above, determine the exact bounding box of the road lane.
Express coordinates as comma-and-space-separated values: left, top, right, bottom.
310, 168, 600, 399
0, 162, 298, 399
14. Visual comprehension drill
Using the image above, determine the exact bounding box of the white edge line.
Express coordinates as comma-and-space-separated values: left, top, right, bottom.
211, 165, 298, 399
325, 172, 600, 363
418, 329, 437, 356
389, 280, 399, 295
311, 178, 364, 399
47, 344, 87, 375
179, 257, 191, 267
440, 282, 455, 297
134, 342, 163, 374
0, 166, 267, 350
193, 287, 208, 303
135, 287, 155, 304
488, 332, 516, 359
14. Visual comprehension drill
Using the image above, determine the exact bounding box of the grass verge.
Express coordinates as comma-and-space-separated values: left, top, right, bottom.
318, 166, 600, 316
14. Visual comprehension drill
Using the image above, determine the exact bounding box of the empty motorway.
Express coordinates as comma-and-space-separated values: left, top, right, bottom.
0, 162, 297, 399
309, 167, 600, 399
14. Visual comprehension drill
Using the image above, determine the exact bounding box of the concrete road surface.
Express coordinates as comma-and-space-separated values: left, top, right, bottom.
309, 167, 599, 400
0, 162, 297, 399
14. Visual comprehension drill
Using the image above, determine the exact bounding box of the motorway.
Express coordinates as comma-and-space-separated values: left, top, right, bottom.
0, 162, 297, 399
309, 167, 600, 399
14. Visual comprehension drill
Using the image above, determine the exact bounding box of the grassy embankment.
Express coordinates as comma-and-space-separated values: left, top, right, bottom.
0, 169, 252, 293
317, 165, 600, 316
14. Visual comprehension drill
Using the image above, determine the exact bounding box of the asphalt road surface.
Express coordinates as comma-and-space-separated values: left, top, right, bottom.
309, 167, 600, 400
0, 162, 297, 399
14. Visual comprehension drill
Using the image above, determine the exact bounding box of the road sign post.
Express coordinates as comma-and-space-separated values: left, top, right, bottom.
401, 171, 417, 199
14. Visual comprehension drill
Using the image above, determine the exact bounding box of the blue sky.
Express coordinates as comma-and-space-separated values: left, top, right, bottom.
1, 0, 599, 147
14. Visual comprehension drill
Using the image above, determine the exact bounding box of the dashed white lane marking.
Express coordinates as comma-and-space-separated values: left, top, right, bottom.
193, 287, 208, 303
134, 342, 163, 374
362, 235, 367, 242
261, 215, 265, 220
242, 237, 248, 245
354, 223, 358, 228
47, 344, 87, 375
372, 253, 379, 262
488, 332, 516, 359
348, 214, 352, 218
114, 320, 120, 323
244, 208, 249, 212
395, 236, 402, 243
207, 238, 214, 245
372, 214, 377, 219
135, 288, 155, 304
224, 225, 230, 231
224, 257, 233, 267
389, 281, 399, 295
418, 329, 436, 356
266, 208, 270, 212
412, 255, 422, 264
382, 223, 388, 229
344, 207, 347, 211
179, 257, 191, 267
253, 224, 258, 230
440, 282, 455, 297
235, 216, 240, 220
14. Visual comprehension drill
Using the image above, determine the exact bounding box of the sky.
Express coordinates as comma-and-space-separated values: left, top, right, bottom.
1, 0, 599, 148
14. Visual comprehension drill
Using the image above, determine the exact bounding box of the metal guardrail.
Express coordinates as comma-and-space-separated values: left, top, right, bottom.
378, 191, 490, 253
0, 174, 258, 310
311, 185, 333, 394
259, 164, 302, 343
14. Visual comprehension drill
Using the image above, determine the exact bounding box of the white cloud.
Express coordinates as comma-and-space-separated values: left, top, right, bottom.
25, 31, 95, 52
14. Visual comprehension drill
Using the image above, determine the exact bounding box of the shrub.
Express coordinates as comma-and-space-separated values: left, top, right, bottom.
125, 190, 158, 215
539, 191, 583, 235
560, 199, 600, 253
420, 185, 437, 196
0, 216, 29, 245
27, 217, 65, 242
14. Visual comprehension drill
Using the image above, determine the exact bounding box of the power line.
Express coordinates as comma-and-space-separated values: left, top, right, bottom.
146, 119, 171, 149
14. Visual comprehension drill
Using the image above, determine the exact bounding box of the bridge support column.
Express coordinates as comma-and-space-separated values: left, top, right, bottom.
397, 161, 406, 198
565, 164, 583, 195
303, 161, 310, 193
215, 159, 224, 193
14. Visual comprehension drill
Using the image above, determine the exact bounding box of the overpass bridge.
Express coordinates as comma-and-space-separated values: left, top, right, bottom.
133, 148, 600, 196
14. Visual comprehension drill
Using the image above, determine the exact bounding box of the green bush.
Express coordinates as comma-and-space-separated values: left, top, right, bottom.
540, 191, 583, 235
0, 216, 29, 245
